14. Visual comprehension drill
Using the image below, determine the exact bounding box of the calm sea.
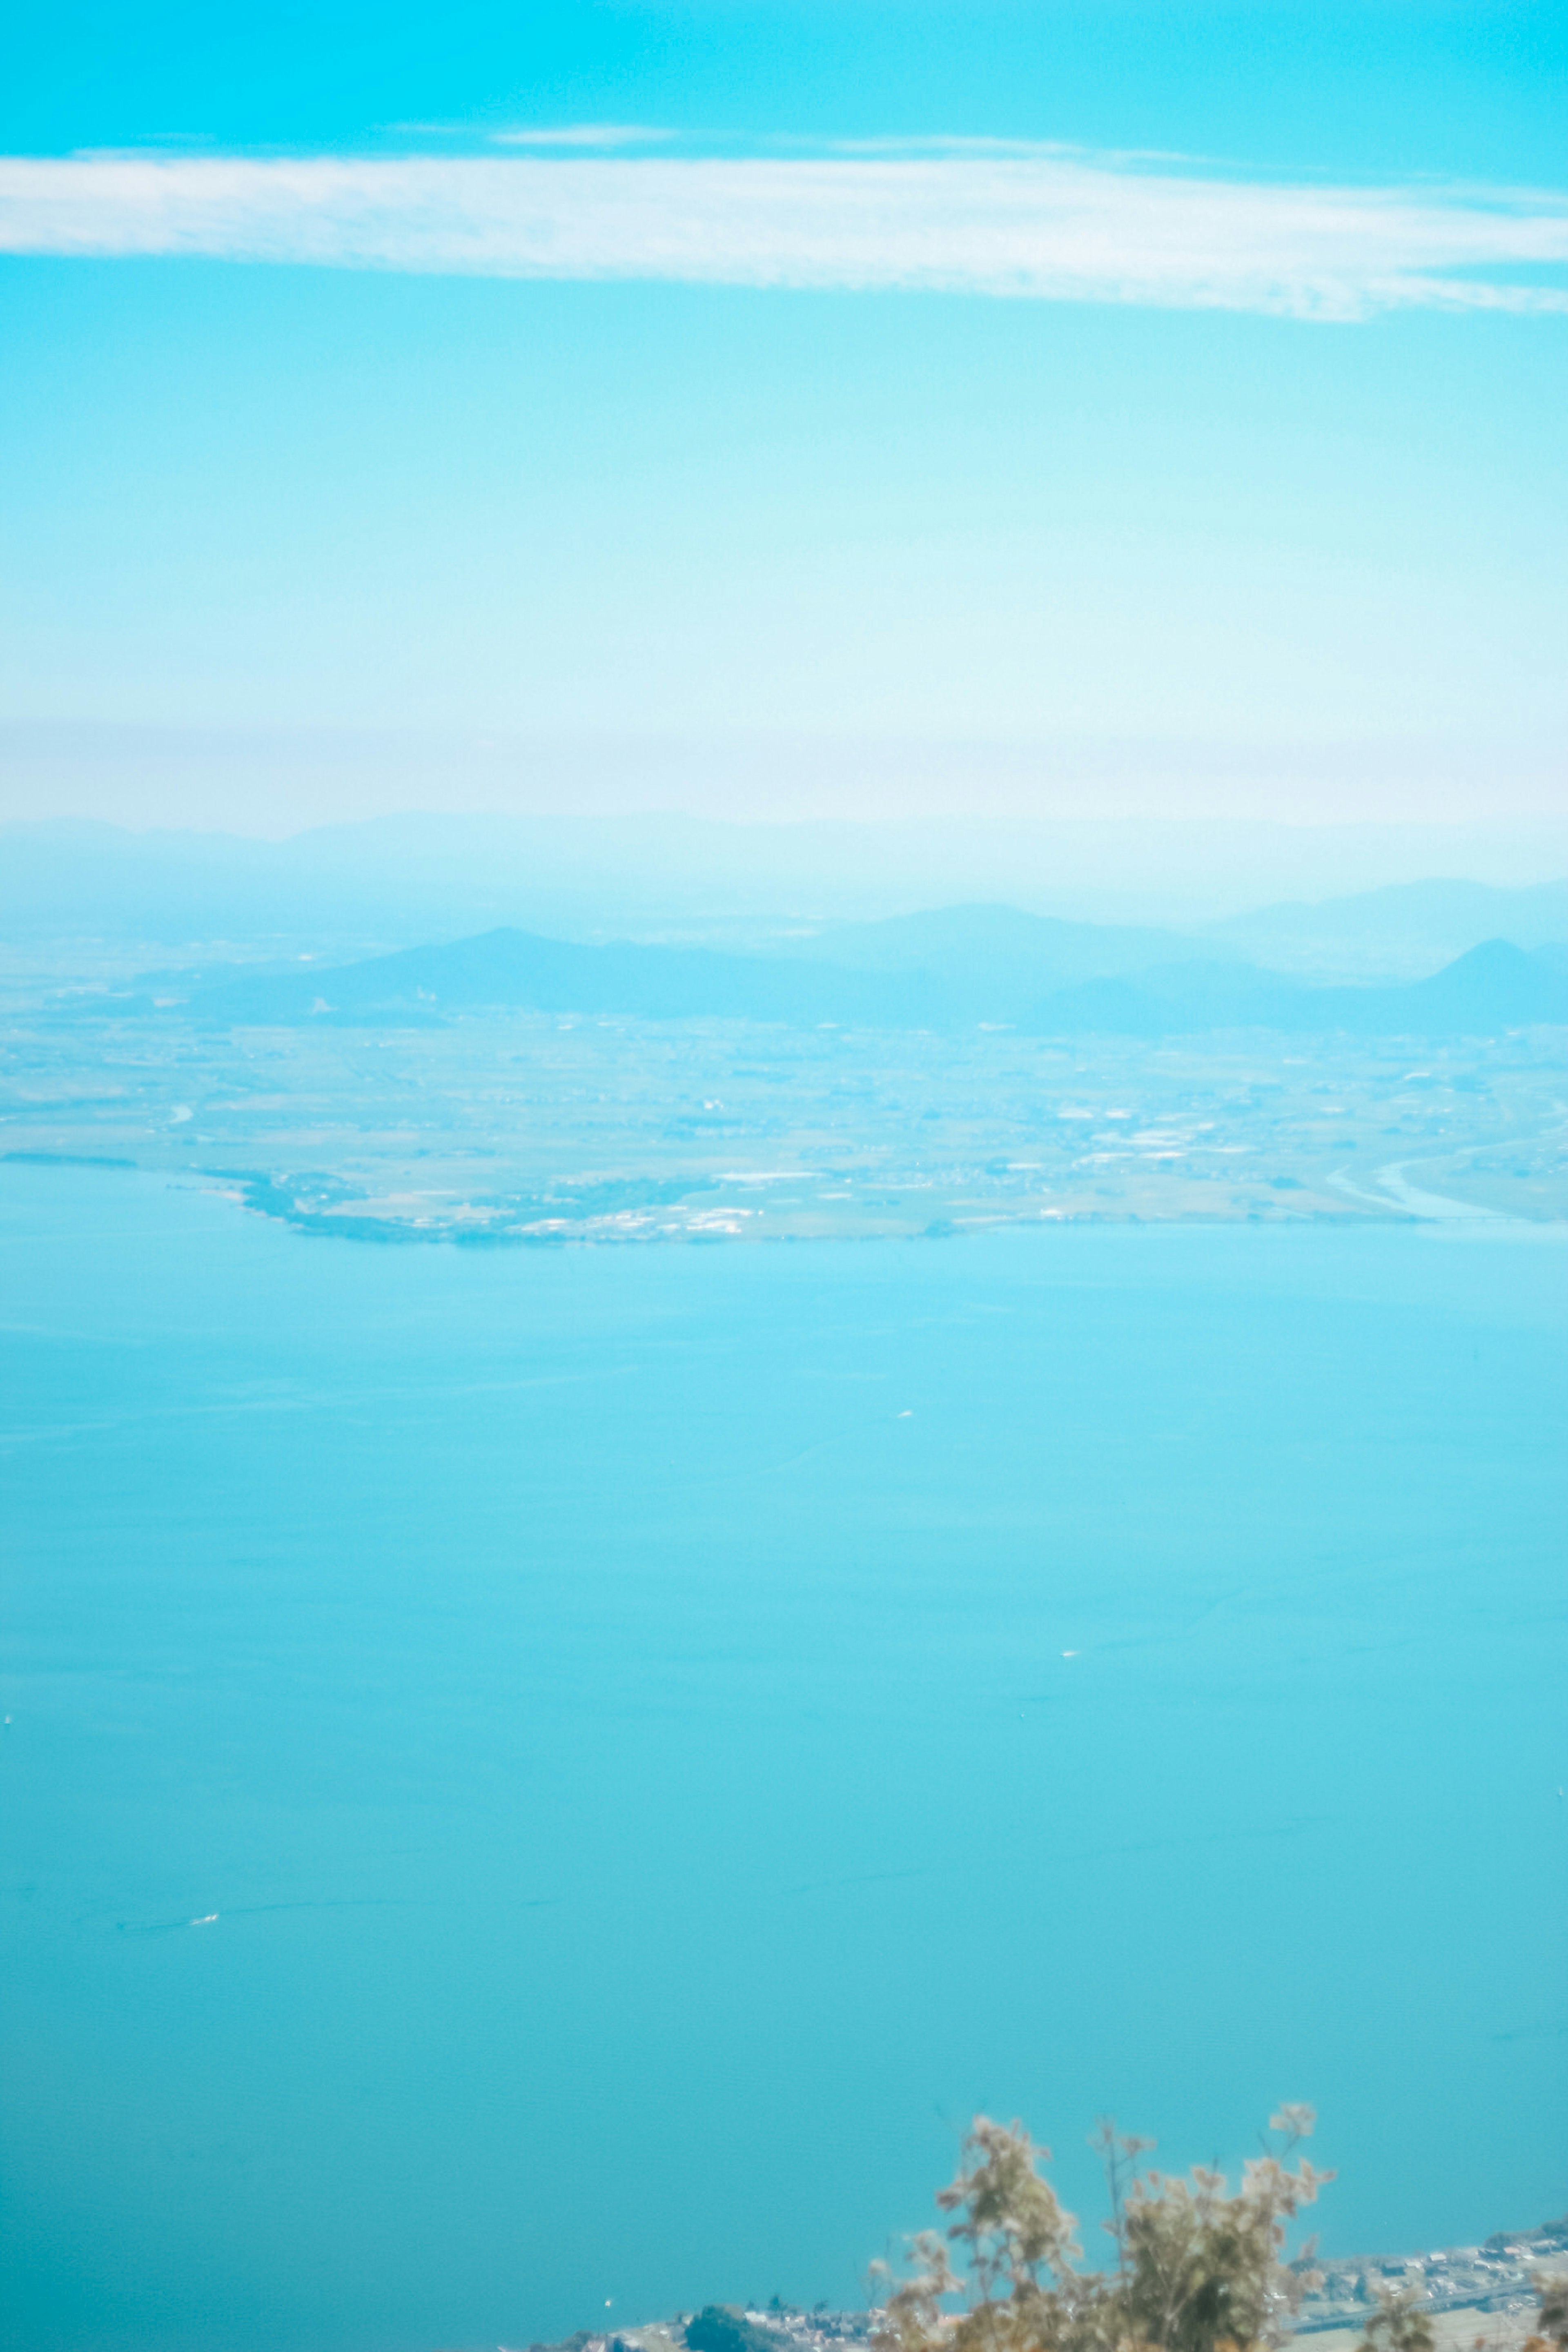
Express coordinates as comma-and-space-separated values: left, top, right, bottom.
2, 1165, 1564, 2352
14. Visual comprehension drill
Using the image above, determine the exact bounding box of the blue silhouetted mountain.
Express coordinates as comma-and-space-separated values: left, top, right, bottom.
158, 901, 1241, 1029
161, 925, 1568, 1037
1023, 939, 1568, 1036
765, 903, 1229, 1010
176, 927, 952, 1029
12, 812, 1566, 969
1200, 876, 1568, 977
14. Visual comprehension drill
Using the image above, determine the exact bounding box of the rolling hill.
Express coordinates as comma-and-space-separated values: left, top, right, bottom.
155, 924, 1568, 1038
1023, 938, 1568, 1036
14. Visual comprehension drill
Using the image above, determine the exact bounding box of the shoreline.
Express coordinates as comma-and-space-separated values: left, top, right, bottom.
526, 2221, 1567, 2352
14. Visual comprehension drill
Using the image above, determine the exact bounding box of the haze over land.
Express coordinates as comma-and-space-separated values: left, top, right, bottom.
7, 807, 1568, 944
6, 823, 1566, 1245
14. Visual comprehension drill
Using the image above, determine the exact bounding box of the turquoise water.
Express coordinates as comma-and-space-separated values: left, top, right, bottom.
2, 1165, 1564, 2352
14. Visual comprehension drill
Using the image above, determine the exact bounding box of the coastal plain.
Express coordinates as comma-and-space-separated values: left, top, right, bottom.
4, 983, 1566, 1244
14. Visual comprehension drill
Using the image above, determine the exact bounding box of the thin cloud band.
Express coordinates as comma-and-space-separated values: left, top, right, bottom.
2, 150, 1566, 318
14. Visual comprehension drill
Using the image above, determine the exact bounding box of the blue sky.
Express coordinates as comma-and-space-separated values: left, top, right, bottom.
2, 4, 1565, 831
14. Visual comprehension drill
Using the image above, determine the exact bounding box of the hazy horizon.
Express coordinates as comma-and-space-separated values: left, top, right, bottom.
6, 9, 1567, 850
8, 798, 1568, 941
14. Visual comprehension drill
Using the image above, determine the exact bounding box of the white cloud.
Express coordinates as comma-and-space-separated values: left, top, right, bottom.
488, 123, 675, 147
1, 148, 1565, 318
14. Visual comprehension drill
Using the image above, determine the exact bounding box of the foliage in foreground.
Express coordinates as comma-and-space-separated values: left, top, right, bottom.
871, 2111, 1568, 2352
872, 2107, 1332, 2352
1527, 2267, 1568, 2352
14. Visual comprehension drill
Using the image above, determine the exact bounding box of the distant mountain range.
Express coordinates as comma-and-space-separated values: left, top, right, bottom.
1022, 937, 1568, 1036
1198, 875, 1568, 980
142, 919, 1568, 1038
173, 927, 949, 1029
762, 902, 1238, 1004
4, 815, 1568, 979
